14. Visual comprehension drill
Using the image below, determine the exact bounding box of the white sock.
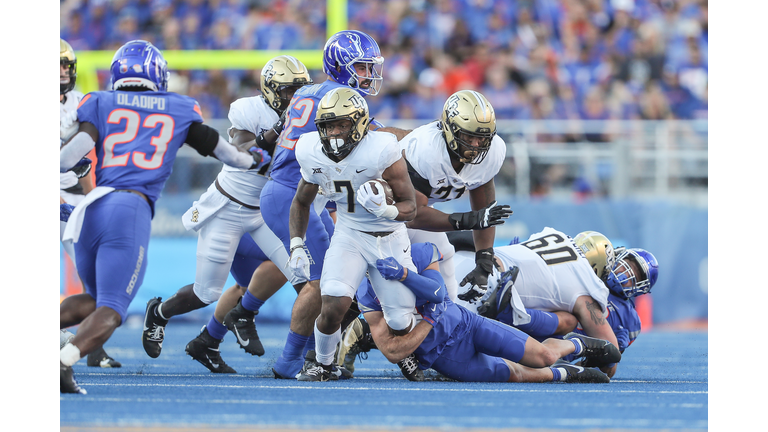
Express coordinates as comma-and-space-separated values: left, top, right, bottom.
314, 321, 341, 366
554, 367, 569, 381
60, 343, 82, 367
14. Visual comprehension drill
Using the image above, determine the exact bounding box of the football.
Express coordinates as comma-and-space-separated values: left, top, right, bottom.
367, 178, 395, 205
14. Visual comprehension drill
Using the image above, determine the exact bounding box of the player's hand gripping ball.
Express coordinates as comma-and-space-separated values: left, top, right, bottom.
365, 179, 395, 205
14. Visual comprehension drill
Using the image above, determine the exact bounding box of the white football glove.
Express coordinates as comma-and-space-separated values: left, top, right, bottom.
356, 182, 387, 217
288, 238, 311, 280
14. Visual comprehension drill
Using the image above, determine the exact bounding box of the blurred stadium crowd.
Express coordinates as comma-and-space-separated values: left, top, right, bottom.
60, 0, 708, 123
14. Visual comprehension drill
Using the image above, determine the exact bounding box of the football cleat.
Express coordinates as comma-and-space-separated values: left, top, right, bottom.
142, 297, 168, 358
86, 346, 122, 368
60, 362, 86, 394
559, 364, 610, 384
397, 353, 424, 382
185, 326, 236, 374
223, 299, 265, 356
304, 350, 352, 380
565, 332, 622, 367
296, 354, 339, 382
477, 266, 519, 320
336, 317, 377, 373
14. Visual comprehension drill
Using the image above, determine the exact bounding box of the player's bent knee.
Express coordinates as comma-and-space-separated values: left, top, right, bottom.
192, 283, 223, 305
382, 310, 414, 333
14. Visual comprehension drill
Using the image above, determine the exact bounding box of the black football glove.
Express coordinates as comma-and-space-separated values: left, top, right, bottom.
458, 247, 495, 303
70, 157, 92, 179
272, 109, 288, 136
448, 201, 513, 231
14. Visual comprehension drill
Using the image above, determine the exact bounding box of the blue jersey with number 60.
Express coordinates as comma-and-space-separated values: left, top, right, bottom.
77, 90, 204, 214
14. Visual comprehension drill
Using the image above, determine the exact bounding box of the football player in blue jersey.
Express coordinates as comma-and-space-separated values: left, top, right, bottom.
353, 243, 616, 383
453, 231, 658, 377
139, 56, 313, 374
559, 247, 658, 360
251, 30, 409, 379
59, 40, 270, 394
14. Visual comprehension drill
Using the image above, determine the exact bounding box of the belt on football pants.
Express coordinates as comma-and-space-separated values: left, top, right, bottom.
114, 189, 149, 204
360, 231, 394, 237
215, 178, 260, 210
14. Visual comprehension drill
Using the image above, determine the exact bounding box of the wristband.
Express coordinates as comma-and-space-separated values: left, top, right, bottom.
289, 237, 304, 253
381, 205, 399, 220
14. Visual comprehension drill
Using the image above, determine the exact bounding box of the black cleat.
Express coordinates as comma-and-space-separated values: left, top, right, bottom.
565, 332, 622, 367
86, 346, 122, 368
304, 349, 352, 380
397, 353, 424, 382
185, 327, 236, 374
335, 317, 377, 373
142, 297, 168, 359
60, 362, 86, 394
477, 266, 519, 319
559, 364, 610, 383
296, 353, 339, 382
223, 299, 265, 356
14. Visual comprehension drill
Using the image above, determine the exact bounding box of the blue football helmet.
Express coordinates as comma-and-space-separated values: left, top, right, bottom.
606, 248, 659, 299
110, 40, 169, 92
322, 30, 384, 96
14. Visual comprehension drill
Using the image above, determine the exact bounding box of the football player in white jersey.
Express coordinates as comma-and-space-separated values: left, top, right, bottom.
402, 90, 513, 303
59, 38, 121, 369
452, 227, 622, 377
141, 56, 311, 372
288, 87, 417, 381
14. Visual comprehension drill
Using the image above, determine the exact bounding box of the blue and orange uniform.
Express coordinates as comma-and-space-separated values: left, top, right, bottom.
73, 90, 205, 323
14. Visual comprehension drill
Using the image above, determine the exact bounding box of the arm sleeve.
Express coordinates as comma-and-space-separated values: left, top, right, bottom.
60, 131, 95, 172
212, 135, 254, 170
185, 122, 219, 156
401, 268, 446, 304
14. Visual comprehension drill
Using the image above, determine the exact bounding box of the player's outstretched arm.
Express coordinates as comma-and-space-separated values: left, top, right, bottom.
60, 122, 98, 172
381, 157, 417, 222
376, 258, 447, 303
364, 311, 432, 363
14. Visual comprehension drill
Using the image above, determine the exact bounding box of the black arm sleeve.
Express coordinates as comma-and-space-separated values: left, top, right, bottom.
185, 122, 219, 157
446, 231, 477, 253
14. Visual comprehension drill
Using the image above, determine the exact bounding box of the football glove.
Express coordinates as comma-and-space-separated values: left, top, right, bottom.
376, 257, 405, 281
272, 109, 287, 136
70, 157, 92, 179
248, 146, 272, 170
288, 238, 310, 280
60, 203, 75, 222
448, 201, 513, 231
356, 182, 394, 218
458, 247, 495, 303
